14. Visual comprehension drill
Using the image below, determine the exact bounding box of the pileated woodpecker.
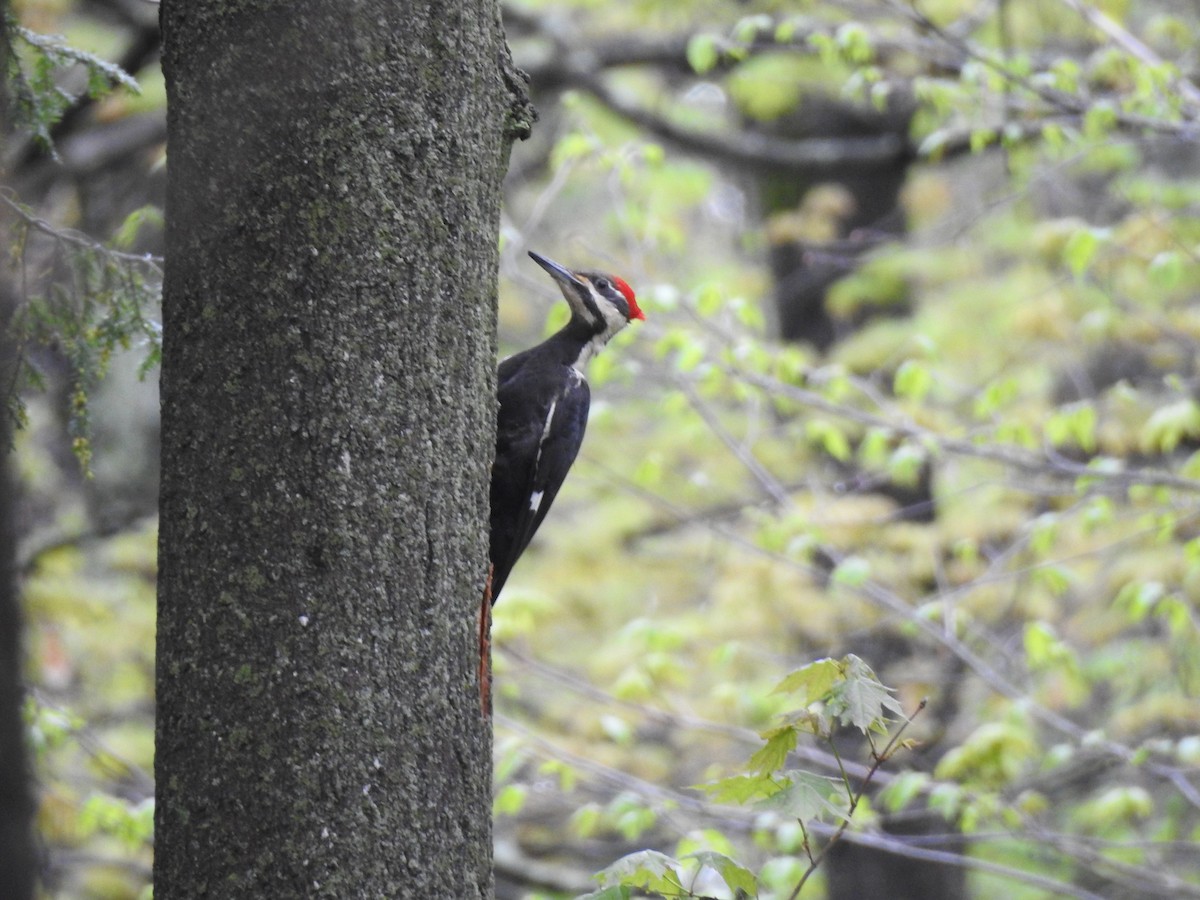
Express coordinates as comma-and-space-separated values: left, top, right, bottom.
480, 251, 644, 709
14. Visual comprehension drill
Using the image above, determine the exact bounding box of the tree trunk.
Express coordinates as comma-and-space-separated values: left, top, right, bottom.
155, 2, 532, 895
751, 94, 913, 350
0, 5, 38, 894
0, 238, 37, 900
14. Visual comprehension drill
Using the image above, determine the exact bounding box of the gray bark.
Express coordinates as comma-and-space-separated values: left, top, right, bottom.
155, 1, 532, 895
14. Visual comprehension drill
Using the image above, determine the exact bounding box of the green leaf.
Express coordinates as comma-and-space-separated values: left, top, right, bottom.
972, 376, 1019, 419
538, 758, 578, 793
695, 772, 781, 804
1180, 450, 1200, 480
1114, 580, 1165, 621
1063, 227, 1104, 277
1029, 513, 1059, 556
1050, 58, 1081, 93
879, 771, 929, 812
749, 726, 798, 774
1078, 786, 1153, 826
493, 783, 527, 816
687, 34, 721, 74
1033, 565, 1071, 597
733, 14, 773, 44
594, 850, 685, 893
970, 126, 997, 153
608, 794, 658, 840
775, 18, 799, 42
78, 794, 154, 850
857, 427, 892, 468
1041, 121, 1070, 152
1023, 621, 1077, 671
571, 803, 603, 838
675, 828, 738, 859
893, 359, 933, 402
835, 21, 874, 63
1083, 100, 1118, 138
550, 131, 598, 169
1045, 403, 1097, 452
112, 205, 165, 250
695, 281, 724, 316
936, 720, 1037, 786
918, 128, 950, 160
928, 783, 963, 820
1159, 595, 1191, 636
772, 657, 842, 702
674, 336, 706, 372
826, 655, 904, 732
600, 714, 633, 745
687, 850, 759, 895
9, 24, 140, 152
757, 770, 846, 820
1148, 251, 1184, 289
886, 443, 926, 487
1141, 400, 1200, 454
807, 419, 852, 461
831, 556, 872, 588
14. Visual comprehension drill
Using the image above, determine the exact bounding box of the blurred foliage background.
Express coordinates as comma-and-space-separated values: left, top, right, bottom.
6, 0, 1200, 897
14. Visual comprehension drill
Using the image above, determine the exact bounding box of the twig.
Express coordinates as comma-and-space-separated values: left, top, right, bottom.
1052, 0, 1200, 108
0, 189, 164, 273
892, 0, 1197, 135
732, 364, 1200, 495
675, 376, 793, 506
786, 700, 926, 899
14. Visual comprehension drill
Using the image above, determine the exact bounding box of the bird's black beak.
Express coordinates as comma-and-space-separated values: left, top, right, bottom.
529, 251, 587, 290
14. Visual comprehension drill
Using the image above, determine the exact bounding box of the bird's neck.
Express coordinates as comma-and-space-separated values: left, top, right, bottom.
551, 316, 614, 374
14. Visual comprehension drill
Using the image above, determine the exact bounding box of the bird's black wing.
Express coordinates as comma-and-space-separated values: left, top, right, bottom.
489, 368, 589, 600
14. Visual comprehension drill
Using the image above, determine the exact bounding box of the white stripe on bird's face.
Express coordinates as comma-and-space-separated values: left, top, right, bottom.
588, 279, 634, 340
565, 282, 631, 373
530, 253, 639, 357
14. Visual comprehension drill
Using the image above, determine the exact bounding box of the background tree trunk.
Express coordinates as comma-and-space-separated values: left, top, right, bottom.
0, 4, 37, 894
0, 240, 37, 900
155, 1, 532, 895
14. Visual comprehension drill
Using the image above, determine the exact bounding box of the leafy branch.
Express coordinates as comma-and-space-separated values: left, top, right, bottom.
2, 15, 159, 467
582, 656, 921, 899
2, 189, 162, 468
3, 14, 141, 155
496, 655, 1155, 898
787, 694, 925, 899
0, 190, 163, 273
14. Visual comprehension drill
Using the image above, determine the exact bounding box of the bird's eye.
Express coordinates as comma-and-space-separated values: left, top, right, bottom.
595, 278, 610, 291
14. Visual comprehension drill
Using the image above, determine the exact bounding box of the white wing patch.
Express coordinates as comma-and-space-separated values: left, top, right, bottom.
529, 398, 558, 511
540, 399, 558, 444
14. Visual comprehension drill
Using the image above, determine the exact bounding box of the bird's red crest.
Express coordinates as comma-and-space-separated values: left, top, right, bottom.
612, 276, 645, 321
